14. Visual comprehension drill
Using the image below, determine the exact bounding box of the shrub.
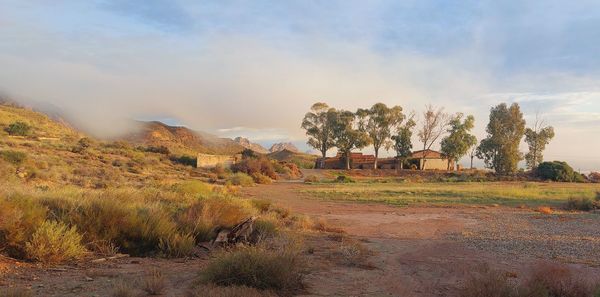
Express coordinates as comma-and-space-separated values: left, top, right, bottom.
143, 269, 166, 295
25, 221, 87, 264
158, 233, 196, 258
536, 161, 583, 182
460, 266, 516, 297
177, 197, 255, 242
253, 219, 278, 243
170, 155, 196, 167
519, 262, 600, 297
200, 246, 304, 292
171, 181, 213, 196
252, 173, 272, 184
0, 196, 47, 258
537, 206, 554, 215
226, 172, 254, 187
144, 145, 170, 155
304, 175, 318, 183
231, 157, 277, 180
5, 121, 32, 136
0, 150, 27, 165
251, 199, 272, 213
566, 198, 595, 211
335, 175, 355, 183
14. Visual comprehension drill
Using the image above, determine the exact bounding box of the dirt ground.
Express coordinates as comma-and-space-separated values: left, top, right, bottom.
2, 181, 600, 297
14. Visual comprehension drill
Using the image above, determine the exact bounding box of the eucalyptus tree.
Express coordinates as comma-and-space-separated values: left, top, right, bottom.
440, 113, 477, 170
524, 115, 555, 170
357, 103, 404, 169
476, 103, 526, 175
391, 112, 416, 169
332, 110, 371, 170
301, 102, 337, 168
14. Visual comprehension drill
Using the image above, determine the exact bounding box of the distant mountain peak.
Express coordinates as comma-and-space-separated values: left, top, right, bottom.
234, 137, 269, 154
269, 142, 299, 153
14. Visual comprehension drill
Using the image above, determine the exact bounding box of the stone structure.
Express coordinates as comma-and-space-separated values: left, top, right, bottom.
196, 153, 240, 169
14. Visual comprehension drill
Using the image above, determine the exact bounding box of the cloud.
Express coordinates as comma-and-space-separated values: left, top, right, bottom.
1, 1, 600, 171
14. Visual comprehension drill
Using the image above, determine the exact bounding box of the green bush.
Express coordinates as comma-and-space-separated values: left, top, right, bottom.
0, 150, 27, 165
536, 161, 584, 182
25, 221, 87, 263
170, 155, 197, 167
226, 173, 254, 186
5, 121, 32, 136
200, 247, 304, 291
251, 199, 272, 213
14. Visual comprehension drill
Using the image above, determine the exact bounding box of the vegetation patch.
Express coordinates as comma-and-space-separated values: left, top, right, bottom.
25, 221, 87, 264
200, 246, 305, 292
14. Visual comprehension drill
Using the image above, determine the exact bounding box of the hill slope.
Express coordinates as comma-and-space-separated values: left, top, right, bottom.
122, 121, 244, 156
0, 104, 80, 140
268, 149, 317, 169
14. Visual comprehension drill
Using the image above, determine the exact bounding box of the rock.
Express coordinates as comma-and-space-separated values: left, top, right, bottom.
212, 216, 258, 245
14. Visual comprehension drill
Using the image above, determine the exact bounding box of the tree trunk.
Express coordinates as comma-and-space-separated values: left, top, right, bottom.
320, 150, 327, 169
447, 160, 451, 171
373, 148, 379, 170
470, 156, 474, 169
345, 152, 351, 170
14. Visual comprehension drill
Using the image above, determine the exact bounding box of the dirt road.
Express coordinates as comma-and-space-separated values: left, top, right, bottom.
242, 182, 600, 297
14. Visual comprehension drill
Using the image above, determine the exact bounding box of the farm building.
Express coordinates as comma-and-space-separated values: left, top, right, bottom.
316, 149, 453, 170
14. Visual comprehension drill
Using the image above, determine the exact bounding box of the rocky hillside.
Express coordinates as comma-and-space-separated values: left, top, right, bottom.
122, 121, 244, 156
234, 137, 269, 154
268, 149, 317, 169
269, 142, 299, 153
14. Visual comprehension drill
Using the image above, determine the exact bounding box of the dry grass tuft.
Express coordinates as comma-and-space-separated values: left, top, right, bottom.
460, 266, 516, 297
111, 280, 137, 297
143, 269, 167, 295
200, 245, 305, 292
189, 284, 277, 297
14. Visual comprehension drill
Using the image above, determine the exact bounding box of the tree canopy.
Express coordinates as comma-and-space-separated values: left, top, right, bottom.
440, 113, 477, 170
476, 103, 526, 175
332, 110, 371, 170
357, 103, 404, 169
524, 116, 555, 170
301, 103, 337, 168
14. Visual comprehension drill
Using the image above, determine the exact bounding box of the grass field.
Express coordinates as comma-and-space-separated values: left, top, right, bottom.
301, 181, 600, 207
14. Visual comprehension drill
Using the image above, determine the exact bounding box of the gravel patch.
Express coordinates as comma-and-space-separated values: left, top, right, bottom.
448, 211, 600, 265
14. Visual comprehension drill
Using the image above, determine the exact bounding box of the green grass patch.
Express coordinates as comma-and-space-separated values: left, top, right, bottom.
300, 181, 600, 207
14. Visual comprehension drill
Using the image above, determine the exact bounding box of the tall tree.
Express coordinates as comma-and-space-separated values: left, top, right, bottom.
476, 103, 526, 175
524, 115, 555, 170
391, 112, 416, 170
417, 105, 449, 170
301, 102, 337, 168
440, 113, 477, 170
356, 103, 404, 169
332, 110, 371, 170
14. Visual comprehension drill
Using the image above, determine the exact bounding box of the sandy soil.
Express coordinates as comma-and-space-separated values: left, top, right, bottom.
2, 181, 599, 297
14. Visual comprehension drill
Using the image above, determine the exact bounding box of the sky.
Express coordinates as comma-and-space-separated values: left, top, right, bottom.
1, 0, 599, 171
